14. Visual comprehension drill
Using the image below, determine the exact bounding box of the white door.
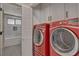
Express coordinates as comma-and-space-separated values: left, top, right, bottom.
49, 3, 65, 21
3, 14, 21, 56
0, 8, 3, 56
65, 3, 78, 19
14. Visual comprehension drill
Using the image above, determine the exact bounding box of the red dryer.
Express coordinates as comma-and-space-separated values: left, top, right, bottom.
33, 23, 49, 56
50, 18, 79, 56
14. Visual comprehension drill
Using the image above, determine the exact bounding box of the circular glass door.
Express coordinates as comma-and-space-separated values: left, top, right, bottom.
34, 29, 43, 46
50, 28, 79, 56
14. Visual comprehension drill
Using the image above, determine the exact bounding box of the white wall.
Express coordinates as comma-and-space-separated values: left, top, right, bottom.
22, 6, 32, 56
33, 4, 52, 24
33, 4, 50, 24
33, 5, 41, 25
33, 3, 79, 24
40, 4, 50, 23
33, 4, 65, 24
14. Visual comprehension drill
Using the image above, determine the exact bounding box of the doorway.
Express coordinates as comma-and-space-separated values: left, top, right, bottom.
3, 14, 22, 56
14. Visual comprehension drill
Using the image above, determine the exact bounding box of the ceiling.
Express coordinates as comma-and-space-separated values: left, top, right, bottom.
17, 3, 39, 8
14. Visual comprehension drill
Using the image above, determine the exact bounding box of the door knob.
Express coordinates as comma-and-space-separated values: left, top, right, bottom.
0, 32, 2, 35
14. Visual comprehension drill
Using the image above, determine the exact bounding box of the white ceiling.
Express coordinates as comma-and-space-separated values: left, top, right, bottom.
17, 3, 39, 8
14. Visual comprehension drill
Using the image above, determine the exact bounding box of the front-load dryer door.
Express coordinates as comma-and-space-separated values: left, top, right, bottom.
50, 28, 79, 56
34, 29, 43, 46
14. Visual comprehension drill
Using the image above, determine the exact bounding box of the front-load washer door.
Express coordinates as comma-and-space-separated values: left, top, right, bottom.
34, 29, 43, 46
50, 28, 79, 56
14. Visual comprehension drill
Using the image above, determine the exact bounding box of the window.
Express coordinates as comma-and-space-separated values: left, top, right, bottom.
15, 20, 21, 24
8, 19, 14, 24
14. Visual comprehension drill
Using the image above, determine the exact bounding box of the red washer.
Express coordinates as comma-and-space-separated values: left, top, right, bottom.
33, 23, 49, 56
50, 18, 79, 56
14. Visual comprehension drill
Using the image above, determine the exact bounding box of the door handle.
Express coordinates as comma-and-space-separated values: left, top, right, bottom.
0, 8, 2, 11
0, 32, 2, 35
